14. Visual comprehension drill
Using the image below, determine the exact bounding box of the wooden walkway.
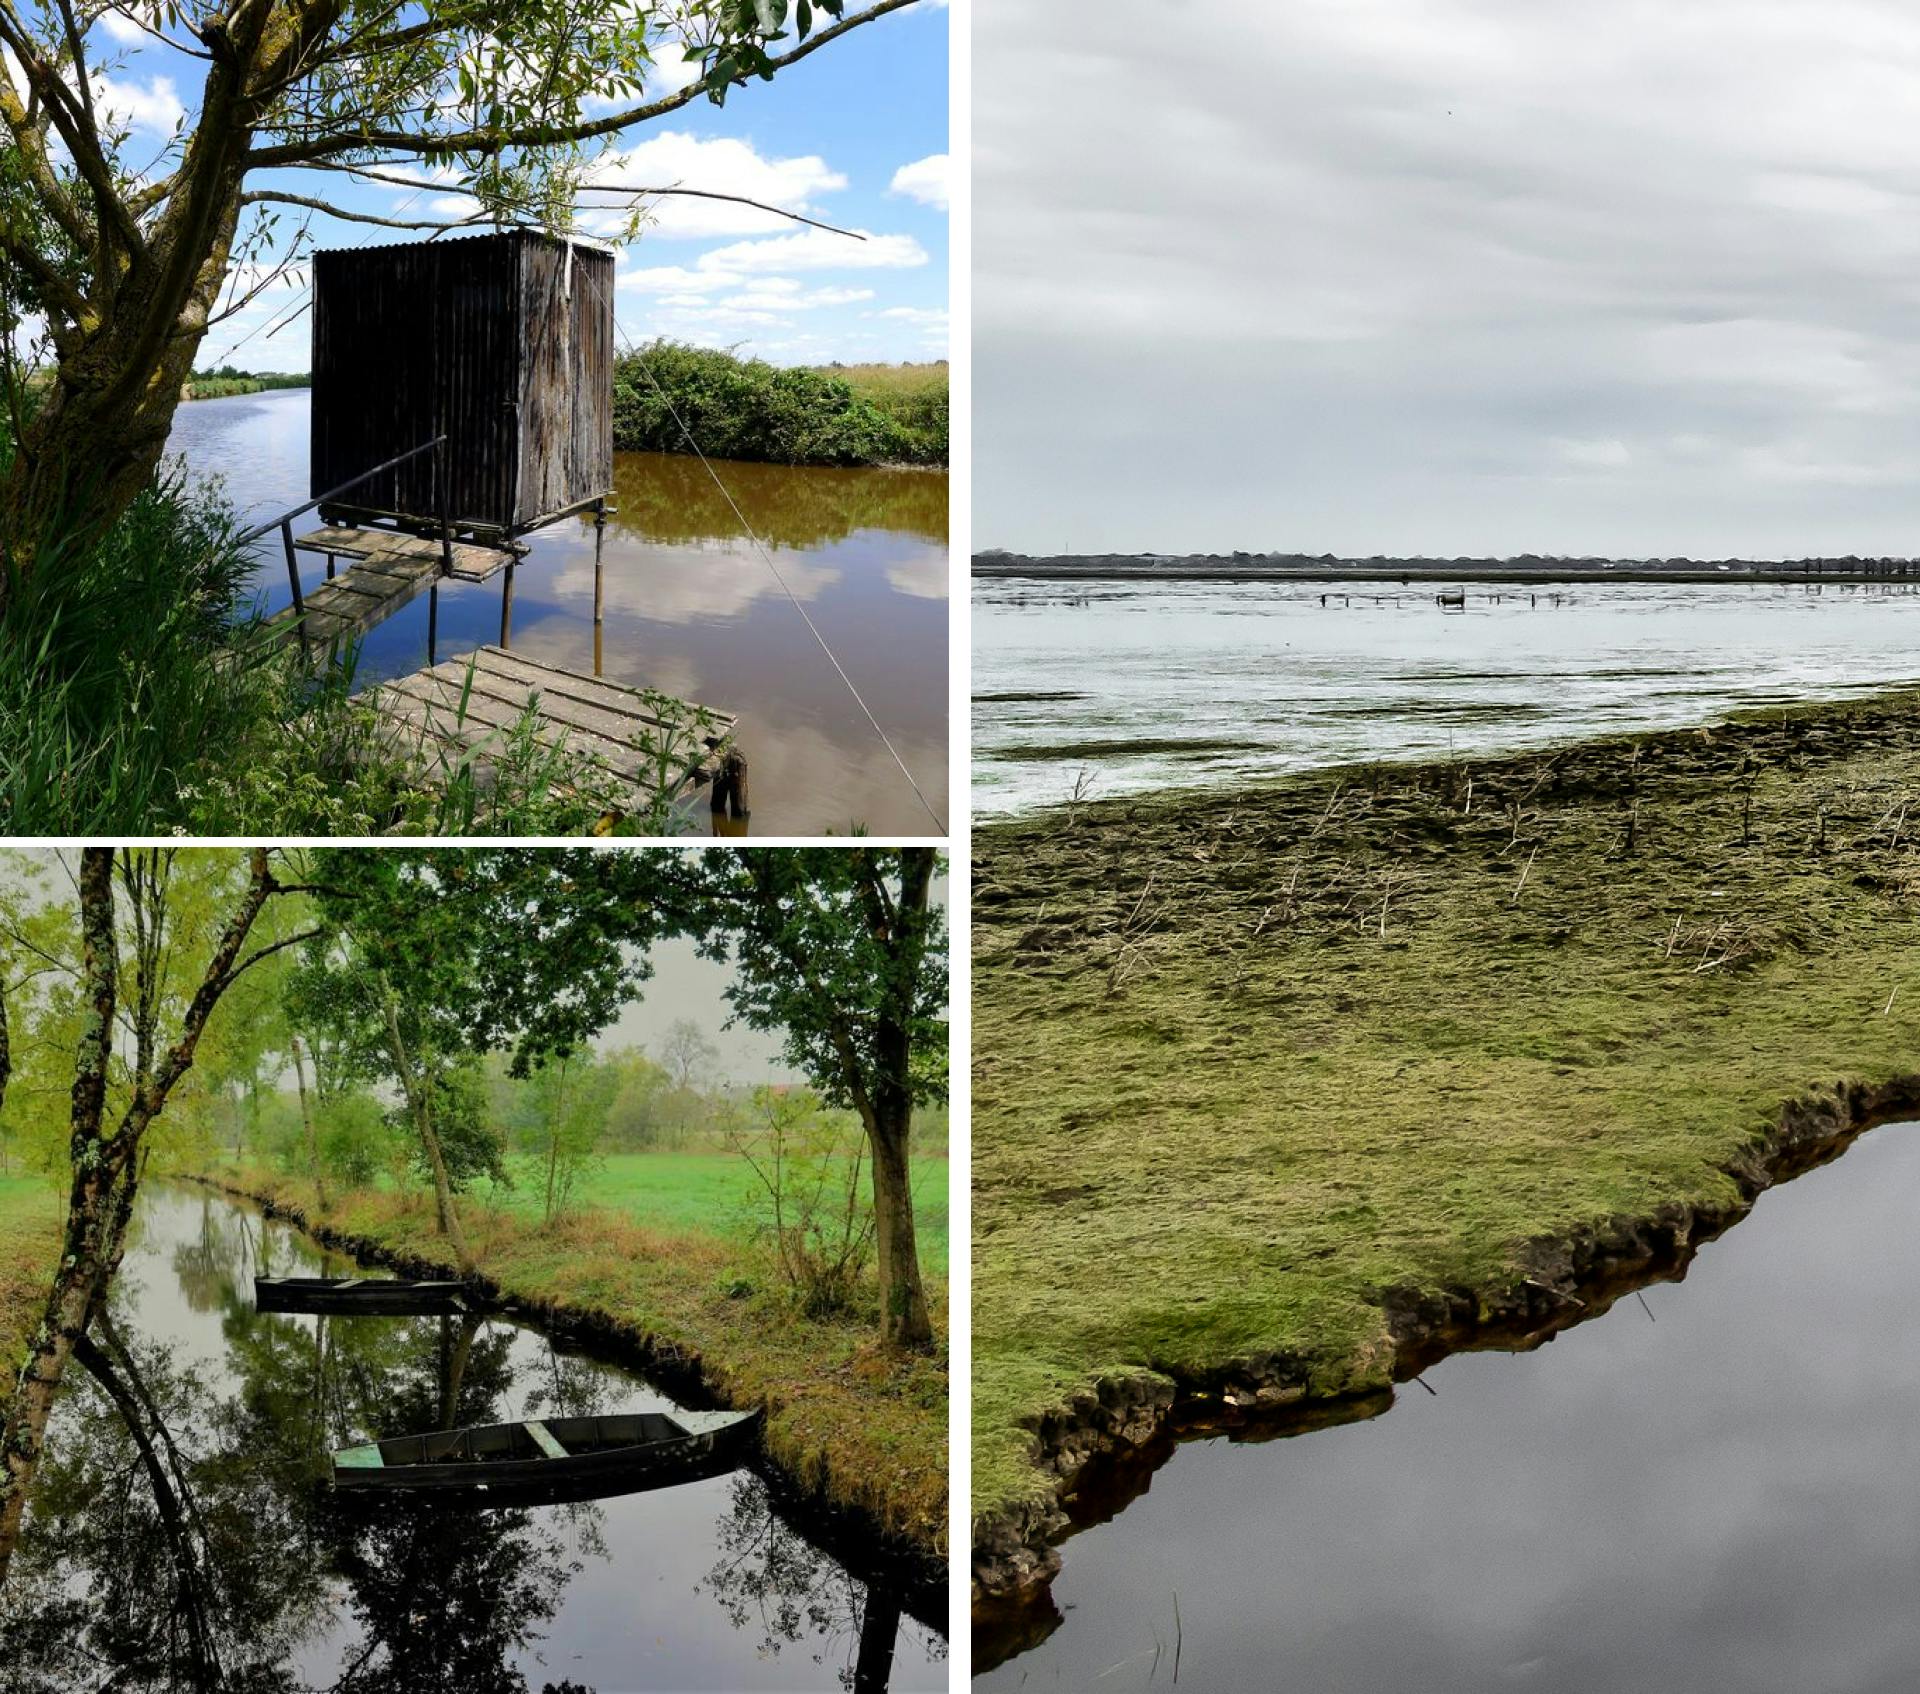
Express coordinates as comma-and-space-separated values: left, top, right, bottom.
265, 527, 517, 646
366, 645, 741, 816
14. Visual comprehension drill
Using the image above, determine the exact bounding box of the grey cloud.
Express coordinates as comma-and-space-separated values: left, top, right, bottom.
978, 0, 1920, 554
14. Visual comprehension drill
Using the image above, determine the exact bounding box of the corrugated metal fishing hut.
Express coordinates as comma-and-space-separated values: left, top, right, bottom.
309, 229, 615, 540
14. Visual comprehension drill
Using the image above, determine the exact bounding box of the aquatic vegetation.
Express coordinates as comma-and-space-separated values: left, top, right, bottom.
973, 690, 1920, 1586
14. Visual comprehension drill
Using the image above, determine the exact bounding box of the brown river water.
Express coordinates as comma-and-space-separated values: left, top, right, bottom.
169, 387, 948, 836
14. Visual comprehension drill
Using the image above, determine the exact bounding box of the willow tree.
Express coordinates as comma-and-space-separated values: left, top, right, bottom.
0, 0, 910, 577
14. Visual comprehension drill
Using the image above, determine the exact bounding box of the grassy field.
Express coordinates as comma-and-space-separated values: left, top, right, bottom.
205, 1158, 948, 1555
974, 689, 1920, 1580
0, 1175, 63, 1370
489, 1149, 950, 1272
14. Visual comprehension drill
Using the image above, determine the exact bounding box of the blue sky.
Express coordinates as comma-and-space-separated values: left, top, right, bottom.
70, 2, 947, 373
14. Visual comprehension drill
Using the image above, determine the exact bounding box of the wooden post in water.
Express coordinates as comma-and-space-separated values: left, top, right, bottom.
499, 558, 516, 649
593, 499, 608, 676
427, 582, 439, 667
708, 748, 751, 837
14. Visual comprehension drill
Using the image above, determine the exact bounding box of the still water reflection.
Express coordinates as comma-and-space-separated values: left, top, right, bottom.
978, 1120, 1920, 1692
167, 389, 948, 835
0, 1184, 944, 1691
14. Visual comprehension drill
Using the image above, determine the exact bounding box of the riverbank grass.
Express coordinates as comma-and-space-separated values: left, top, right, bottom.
0, 1176, 62, 1369
974, 691, 1920, 1545
202, 1163, 948, 1553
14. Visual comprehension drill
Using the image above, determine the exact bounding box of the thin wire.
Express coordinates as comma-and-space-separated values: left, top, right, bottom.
584, 260, 945, 833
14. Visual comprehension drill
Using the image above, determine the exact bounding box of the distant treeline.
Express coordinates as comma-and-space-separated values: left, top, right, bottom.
975, 549, 1920, 581
183, 367, 311, 400
613, 341, 947, 468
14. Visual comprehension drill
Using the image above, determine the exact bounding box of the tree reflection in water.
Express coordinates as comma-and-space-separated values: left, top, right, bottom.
699, 1473, 945, 1693
0, 1191, 939, 1692
0, 1298, 579, 1691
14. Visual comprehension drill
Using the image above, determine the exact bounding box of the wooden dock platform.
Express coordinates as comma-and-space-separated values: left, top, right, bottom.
366, 645, 740, 816
265, 527, 517, 646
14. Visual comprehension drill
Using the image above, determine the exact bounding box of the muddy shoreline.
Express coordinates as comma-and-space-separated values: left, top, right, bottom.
972, 1074, 1920, 1655
180, 1174, 948, 1630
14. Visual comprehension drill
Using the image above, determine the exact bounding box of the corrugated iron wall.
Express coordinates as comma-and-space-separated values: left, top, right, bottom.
310, 230, 614, 537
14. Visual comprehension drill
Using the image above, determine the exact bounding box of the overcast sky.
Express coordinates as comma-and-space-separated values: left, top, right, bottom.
978, 0, 1920, 558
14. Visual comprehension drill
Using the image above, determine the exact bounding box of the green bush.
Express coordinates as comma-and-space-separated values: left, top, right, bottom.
613, 341, 947, 467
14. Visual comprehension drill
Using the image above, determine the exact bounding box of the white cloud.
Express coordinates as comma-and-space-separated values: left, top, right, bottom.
880, 305, 949, 329
693, 227, 929, 275
97, 73, 182, 133
584, 131, 846, 239
96, 8, 147, 44
889, 153, 949, 211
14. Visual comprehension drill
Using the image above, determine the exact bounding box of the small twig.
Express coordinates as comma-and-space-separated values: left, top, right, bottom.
1511, 844, 1539, 905
1634, 1290, 1656, 1323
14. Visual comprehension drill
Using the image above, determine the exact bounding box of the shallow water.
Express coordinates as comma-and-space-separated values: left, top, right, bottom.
1, 1184, 945, 1690
974, 576, 1920, 816
167, 389, 948, 835
976, 1119, 1920, 1692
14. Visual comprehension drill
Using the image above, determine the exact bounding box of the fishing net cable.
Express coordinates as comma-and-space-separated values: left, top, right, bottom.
580, 248, 946, 833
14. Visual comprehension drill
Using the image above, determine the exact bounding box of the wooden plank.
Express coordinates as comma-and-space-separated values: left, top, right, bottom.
418, 651, 734, 749
370, 661, 727, 808
465, 647, 738, 740
294, 526, 515, 582
376, 679, 666, 805
524, 1421, 568, 1460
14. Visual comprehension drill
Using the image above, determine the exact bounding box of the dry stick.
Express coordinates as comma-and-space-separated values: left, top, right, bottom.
1635, 1291, 1656, 1323
1413, 1374, 1438, 1395
1511, 844, 1539, 905
1893, 798, 1910, 851
1885, 987, 1899, 1017
1173, 1591, 1183, 1686
1663, 915, 1683, 958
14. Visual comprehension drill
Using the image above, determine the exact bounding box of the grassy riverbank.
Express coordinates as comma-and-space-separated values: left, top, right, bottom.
613, 342, 947, 467
183, 370, 310, 400
974, 688, 1920, 1581
0, 1177, 62, 1369
200, 1162, 948, 1554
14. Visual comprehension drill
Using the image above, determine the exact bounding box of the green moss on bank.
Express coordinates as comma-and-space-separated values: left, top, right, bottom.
201, 1164, 947, 1554
973, 690, 1920, 1535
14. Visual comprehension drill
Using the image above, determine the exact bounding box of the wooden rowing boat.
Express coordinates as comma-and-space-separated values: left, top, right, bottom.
254, 1275, 474, 1316
331, 1407, 763, 1500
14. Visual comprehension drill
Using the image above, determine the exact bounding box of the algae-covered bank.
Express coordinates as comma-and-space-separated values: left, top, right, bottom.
972, 688, 1920, 1624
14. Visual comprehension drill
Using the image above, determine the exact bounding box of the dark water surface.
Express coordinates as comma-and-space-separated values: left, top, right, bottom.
167, 389, 948, 835
2, 1184, 945, 1691
978, 1119, 1920, 1692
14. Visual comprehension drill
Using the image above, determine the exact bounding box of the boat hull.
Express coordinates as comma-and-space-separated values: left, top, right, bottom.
331, 1407, 764, 1503
255, 1276, 474, 1316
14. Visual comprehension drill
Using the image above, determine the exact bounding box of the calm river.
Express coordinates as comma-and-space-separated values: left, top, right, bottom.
975, 575, 1920, 816
978, 1119, 1920, 1692
0, 1184, 945, 1691
168, 389, 948, 836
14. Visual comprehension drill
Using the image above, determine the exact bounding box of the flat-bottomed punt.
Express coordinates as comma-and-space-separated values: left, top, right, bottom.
332, 1408, 763, 1503
255, 1276, 475, 1316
